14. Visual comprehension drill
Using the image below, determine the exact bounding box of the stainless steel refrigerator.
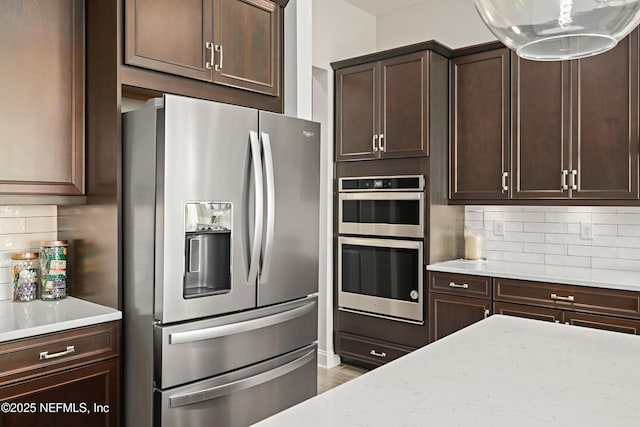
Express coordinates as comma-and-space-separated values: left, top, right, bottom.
122, 94, 320, 427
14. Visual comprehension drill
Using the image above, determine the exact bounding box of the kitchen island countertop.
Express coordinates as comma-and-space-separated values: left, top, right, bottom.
0, 297, 121, 342
427, 259, 640, 292
253, 315, 640, 426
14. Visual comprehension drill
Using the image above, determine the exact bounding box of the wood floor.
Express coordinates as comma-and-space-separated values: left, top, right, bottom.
317, 363, 369, 394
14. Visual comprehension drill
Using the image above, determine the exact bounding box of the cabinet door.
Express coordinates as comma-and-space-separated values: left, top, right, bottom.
571, 30, 639, 199
0, 359, 119, 427
335, 62, 379, 161
450, 49, 510, 200
0, 0, 84, 195
212, 0, 280, 96
564, 312, 640, 335
125, 0, 213, 81
512, 55, 571, 199
379, 52, 429, 158
494, 301, 562, 323
429, 293, 491, 342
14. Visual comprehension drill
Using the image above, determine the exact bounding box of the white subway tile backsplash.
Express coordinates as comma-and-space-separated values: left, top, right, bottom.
592, 258, 640, 271
0, 283, 11, 301
592, 213, 640, 225
0, 218, 26, 234
523, 243, 567, 255
467, 205, 640, 272
593, 224, 617, 236
523, 223, 567, 234
465, 206, 484, 213
545, 212, 591, 223
504, 232, 545, 243
617, 248, 640, 260
567, 245, 617, 258
0, 206, 56, 218
504, 211, 545, 222
0, 205, 57, 301
544, 254, 590, 268
485, 240, 524, 252
618, 225, 640, 236
26, 217, 57, 233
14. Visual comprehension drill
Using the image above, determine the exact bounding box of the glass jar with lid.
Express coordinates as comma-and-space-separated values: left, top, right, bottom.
12, 252, 40, 302
40, 240, 68, 300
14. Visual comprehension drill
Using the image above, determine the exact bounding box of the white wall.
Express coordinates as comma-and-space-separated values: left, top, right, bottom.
376, 0, 496, 51
311, 0, 376, 369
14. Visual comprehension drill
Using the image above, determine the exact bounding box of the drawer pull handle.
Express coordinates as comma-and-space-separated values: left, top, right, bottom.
369, 350, 387, 358
448, 282, 469, 289
550, 293, 574, 302
40, 345, 75, 360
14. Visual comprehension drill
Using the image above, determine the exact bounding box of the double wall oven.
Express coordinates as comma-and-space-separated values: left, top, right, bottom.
338, 175, 425, 324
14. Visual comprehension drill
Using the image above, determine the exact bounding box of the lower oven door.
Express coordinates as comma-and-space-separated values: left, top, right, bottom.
338, 236, 423, 323
156, 344, 317, 427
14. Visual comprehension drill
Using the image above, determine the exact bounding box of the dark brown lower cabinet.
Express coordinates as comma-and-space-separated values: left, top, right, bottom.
0, 359, 119, 427
0, 321, 120, 427
563, 312, 640, 334
336, 332, 414, 368
429, 293, 491, 342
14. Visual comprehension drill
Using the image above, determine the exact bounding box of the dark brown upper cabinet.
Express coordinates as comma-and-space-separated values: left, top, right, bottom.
450, 49, 510, 200
335, 51, 430, 162
512, 58, 570, 199
125, 0, 280, 97
513, 30, 639, 200
0, 0, 85, 197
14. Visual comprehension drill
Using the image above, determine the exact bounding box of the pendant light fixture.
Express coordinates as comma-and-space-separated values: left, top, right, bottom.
474, 0, 640, 61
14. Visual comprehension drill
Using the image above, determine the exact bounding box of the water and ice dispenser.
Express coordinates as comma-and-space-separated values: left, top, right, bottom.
184, 202, 232, 298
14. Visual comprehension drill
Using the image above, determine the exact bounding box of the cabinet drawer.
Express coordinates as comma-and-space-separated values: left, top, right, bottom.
429, 272, 491, 298
494, 278, 640, 319
336, 332, 414, 367
494, 302, 562, 323
0, 321, 120, 387
564, 312, 640, 335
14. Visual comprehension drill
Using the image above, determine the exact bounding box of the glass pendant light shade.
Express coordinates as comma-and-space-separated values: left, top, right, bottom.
474, 0, 640, 60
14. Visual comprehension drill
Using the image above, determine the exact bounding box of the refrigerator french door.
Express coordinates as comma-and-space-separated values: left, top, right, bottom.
122, 94, 321, 427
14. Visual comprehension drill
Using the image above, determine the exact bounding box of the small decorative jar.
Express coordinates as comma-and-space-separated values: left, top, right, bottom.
12, 252, 40, 302
40, 240, 68, 300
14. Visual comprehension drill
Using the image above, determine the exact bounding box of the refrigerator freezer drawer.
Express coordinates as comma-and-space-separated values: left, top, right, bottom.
155, 296, 318, 389
155, 344, 317, 427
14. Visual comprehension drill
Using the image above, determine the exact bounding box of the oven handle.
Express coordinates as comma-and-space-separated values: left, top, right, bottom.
247, 131, 264, 287
168, 300, 315, 344
338, 235, 423, 250
338, 192, 423, 201
168, 348, 316, 408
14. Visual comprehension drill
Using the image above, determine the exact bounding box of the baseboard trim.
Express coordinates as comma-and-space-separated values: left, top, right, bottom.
317, 349, 341, 369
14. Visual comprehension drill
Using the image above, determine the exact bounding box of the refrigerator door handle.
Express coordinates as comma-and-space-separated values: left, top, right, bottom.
248, 131, 264, 287
168, 348, 316, 408
168, 300, 315, 344
259, 132, 276, 284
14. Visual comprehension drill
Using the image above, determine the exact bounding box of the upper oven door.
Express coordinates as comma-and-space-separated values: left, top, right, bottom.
338, 191, 424, 238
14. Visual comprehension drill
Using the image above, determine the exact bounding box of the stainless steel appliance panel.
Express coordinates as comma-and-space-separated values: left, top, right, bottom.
159, 95, 259, 323
338, 236, 424, 323
156, 344, 317, 427
338, 191, 425, 238
257, 112, 321, 306
155, 296, 318, 389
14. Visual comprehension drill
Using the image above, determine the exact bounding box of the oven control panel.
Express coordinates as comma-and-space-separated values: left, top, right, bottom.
339, 175, 424, 192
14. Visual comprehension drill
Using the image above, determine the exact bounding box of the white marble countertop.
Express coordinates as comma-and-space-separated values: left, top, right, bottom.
0, 297, 121, 343
427, 259, 640, 292
253, 315, 640, 427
